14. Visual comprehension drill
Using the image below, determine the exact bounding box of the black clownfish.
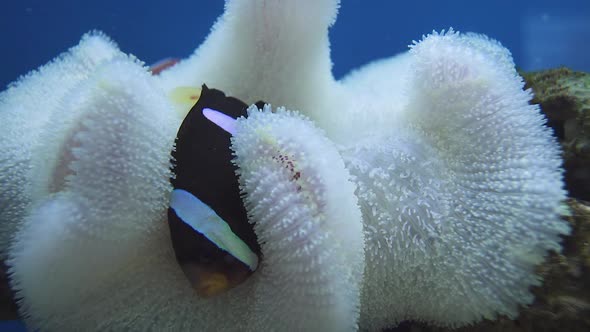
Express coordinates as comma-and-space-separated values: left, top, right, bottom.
168, 85, 263, 297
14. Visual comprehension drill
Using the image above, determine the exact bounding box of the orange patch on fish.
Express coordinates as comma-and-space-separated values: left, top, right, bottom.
195, 272, 230, 298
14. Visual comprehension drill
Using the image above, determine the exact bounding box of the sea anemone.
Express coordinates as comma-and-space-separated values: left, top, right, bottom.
6, 83, 364, 329
0, 0, 570, 330
0, 33, 121, 257
6, 47, 179, 330
341, 30, 570, 329
231, 105, 364, 330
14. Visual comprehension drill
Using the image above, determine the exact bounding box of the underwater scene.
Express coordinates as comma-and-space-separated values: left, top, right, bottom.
0, 0, 589, 331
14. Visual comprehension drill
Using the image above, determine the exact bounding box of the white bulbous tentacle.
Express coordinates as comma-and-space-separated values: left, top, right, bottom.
157, 0, 343, 133
343, 30, 569, 329
232, 105, 365, 331
9, 95, 364, 331
1, 0, 572, 328
0, 33, 120, 257
7, 55, 179, 330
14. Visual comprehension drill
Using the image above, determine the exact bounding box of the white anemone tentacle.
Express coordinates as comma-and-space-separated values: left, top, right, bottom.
232, 105, 364, 331
0, 0, 570, 330
340, 30, 568, 329
0, 33, 120, 257
8, 88, 364, 330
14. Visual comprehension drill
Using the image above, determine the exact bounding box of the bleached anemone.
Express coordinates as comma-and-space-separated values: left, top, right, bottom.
340, 30, 570, 329
6, 46, 179, 330
0, 33, 121, 257
5, 53, 363, 329
0, 0, 571, 330
231, 105, 364, 330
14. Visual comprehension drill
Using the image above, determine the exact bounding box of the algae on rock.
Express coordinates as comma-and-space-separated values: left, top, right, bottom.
522, 68, 590, 201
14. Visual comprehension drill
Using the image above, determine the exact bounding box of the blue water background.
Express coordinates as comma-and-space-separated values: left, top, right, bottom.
1, 0, 589, 90
0, 1, 588, 331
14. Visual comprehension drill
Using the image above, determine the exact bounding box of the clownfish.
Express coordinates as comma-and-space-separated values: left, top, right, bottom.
168, 85, 263, 297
